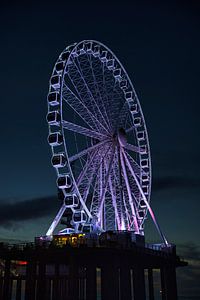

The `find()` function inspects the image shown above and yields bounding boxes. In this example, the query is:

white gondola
[85,41,93,54]
[73,210,87,224]
[138,210,144,219]
[129,102,138,114]
[141,159,149,168]
[106,59,115,70]
[79,43,86,55]
[142,185,148,195]
[120,79,127,90]
[140,145,147,154]
[48,132,63,146]
[140,200,147,209]
[64,194,79,208]
[50,75,61,89]
[55,61,64,73]
[100,51,108,63]
[60,51,70,61]
[48,91,60,106]
[133,117,141,127]
[142,174,149,182]
[51,153,67,168]
[46,111,61,125]
[57,175,72,189]
[125,91,133,101]
[93,45,100,57]
[113,68,121,80]
[137,131,145,141]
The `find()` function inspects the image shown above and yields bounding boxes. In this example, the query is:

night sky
[0,1,200,298]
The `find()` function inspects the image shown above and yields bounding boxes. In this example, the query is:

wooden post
[132,265,146,300]
[16,279,22,300]
[68,257,79,300]
[36,262,46,300]
[3,259,11,300]
[86,266,97,300]
[148,268,154,300]
[162,266,177,300]
[101,264,119,300]
[25,261,36,300]
[120,265,131,300]
[52,263,60,300]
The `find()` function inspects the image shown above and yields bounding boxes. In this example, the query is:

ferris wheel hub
[117,128,127,147]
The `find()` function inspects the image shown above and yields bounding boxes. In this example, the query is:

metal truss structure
[46,40,168,245]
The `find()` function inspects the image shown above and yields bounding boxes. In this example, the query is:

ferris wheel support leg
[122,149,169,246]
[97,147,115,224]
[46,203,66,236]
[119,148,140,233]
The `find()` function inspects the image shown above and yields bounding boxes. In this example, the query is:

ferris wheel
[46,40,167,245]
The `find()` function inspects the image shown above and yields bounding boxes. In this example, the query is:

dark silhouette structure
[0,238,187,300]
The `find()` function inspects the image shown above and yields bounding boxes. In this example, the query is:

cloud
[0,196,59,228]
[178,242,200,261]
[152,176,200,192]
[176,242,200,298]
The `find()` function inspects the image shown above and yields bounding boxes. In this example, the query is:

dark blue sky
[0,1,199,298]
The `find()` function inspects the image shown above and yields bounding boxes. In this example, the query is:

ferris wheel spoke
[124,150,147,177]
[69,56,111,134]
[89,55,113,131]
[79,142,113,198]
[118,104,130,128]
[82,53,113,132]
[119,148,140,233]
[125,126,135,134]
[75,150,99,189]
[68,140,110,163]
[80,160,99,206]
[62,120,108,140]
[83,167,96,202]
[101,63,115,129]
[62,84,108,134]
[123,142,144,154]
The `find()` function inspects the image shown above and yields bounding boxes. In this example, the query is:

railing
[0,239,175,255]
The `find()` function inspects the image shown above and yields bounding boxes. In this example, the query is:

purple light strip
[97,147,115,224]
[112,156,128,230]
[99,161,103,228]
[108,166,121,230]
